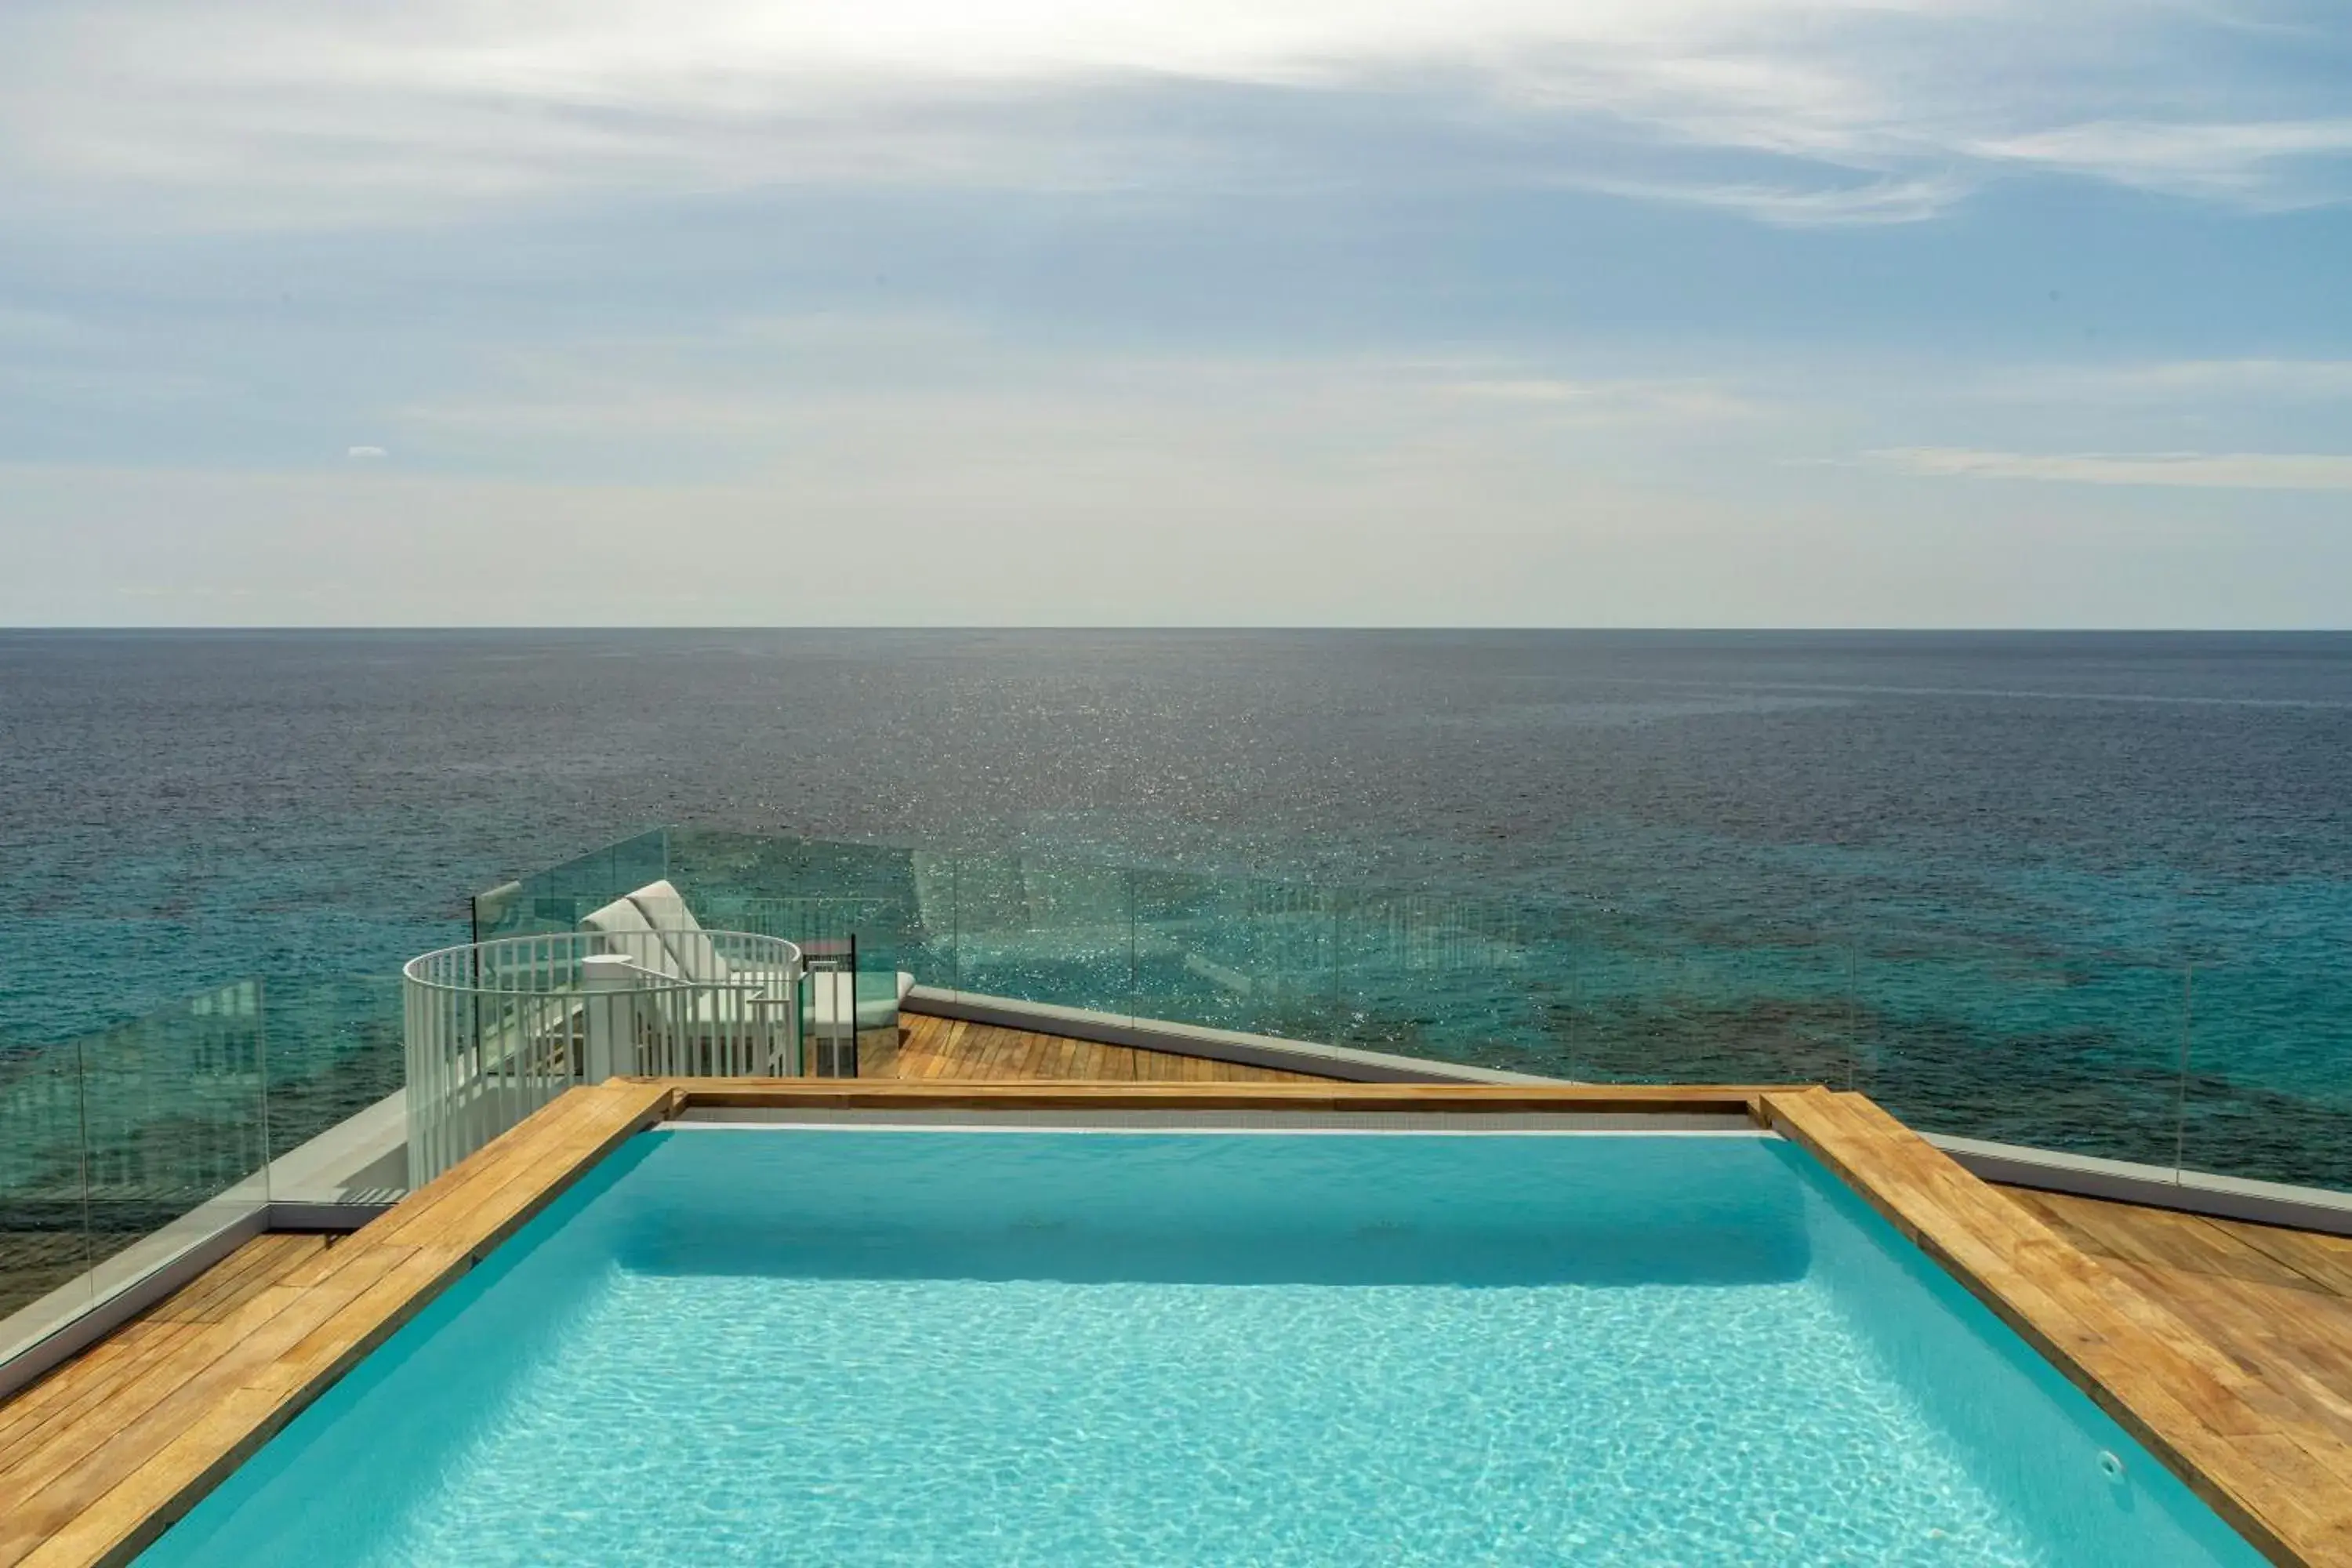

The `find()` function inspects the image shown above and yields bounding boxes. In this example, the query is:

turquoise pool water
[140,1129,2263,1566]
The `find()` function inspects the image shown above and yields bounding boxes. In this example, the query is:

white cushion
[808,971,916,1030]
[579,895,683,979]
[624,879,728,982]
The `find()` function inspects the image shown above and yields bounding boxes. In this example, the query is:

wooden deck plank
[0,1326,206,1456]
[1029,1029,1069,1076]
[0,1247,425,1556]
[1010,1027,1051,1077]
[369,1089,631,1246]
[1999,1188,2352,1464]
[1134,1040,1183,1080]
[0,1312,240,1447]
[909,1022,960,1078]
[2221,1222,2352,1303]
[2008,1189,2318,1294]
[855,1025,904,1078]
[169,1238,319,1323]
[884,1013,1338,1085]
[975,1022,1028,1078]
[142,1236,311,1327]
[985,1027,1033,1078]
[1024,1032,1060,1076]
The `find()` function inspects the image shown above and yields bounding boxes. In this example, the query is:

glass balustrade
[0,1033,90,1327]
[1,984,272,1364]
[10,822,2343,1361]
[2178,957,2352,1192]
[0,969,417,1358]
[466,827,2352,1200]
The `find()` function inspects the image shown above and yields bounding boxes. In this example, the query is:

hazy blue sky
[2,0,2348,626]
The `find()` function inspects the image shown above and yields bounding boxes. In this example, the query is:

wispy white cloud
[1442,375,1769,420]
[1981,359,2352,405]
[1973,118,2352,209]
[390,332,1780,462]
[1867,446,2352,490]
[1566,172,1970,225]
[1,0,2343,229]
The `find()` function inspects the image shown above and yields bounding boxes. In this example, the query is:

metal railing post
[581,955,642,1083]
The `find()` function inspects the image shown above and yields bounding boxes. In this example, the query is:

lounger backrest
[579,893,684,979]
[624,880,728,982]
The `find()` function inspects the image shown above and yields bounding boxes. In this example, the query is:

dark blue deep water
[4,629,2350,1193]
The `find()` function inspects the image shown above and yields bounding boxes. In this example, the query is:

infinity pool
[141,1125,2262,1565]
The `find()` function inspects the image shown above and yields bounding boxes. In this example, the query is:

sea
[4,629,2350,1193]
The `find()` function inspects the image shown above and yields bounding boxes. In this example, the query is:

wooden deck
[866,1012,1327,1082]
[2004,1187,2352,1459]
[10,1069,2352,1565]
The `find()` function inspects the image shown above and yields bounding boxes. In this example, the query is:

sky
[1,0,2348,626]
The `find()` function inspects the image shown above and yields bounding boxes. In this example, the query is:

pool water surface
[140,1127,2264,1566]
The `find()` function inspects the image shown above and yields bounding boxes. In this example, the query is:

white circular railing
[402,930,803,1184]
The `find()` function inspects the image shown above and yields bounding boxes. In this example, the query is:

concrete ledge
[265,1087,409,1203]
[901,985,1559,1086]
[1933,1133,2352,1239]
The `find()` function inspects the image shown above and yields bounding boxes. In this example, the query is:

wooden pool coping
[14,1079,2347,1568]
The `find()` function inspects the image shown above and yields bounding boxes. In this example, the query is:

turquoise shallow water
[8,628,2352,1202]
[140,1131,2262,1566]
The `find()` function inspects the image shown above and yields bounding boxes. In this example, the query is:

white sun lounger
[582,880,915,1029]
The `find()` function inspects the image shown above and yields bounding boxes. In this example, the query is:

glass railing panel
[669,829,933,985]
[258,974,408,1203]
[0,1032,91,1331]
[1512,902,1587,1079]
[1586,935,1857,1090]
[77,982,272,1303]
[702,890,913,971]
[1131,869,1338,1041]
[949,850,1134,1015]
[670,828,914,906]
[1751,937,1860,1091]
[479,826,2352,1202]
[1854,940,2187,1165]
[902,850,957,990]
[1548,929,1820,1087]
[483,828,948,993]
[481,826,671,938]
[2177,959,2351,1192]
[1334,887,1554,1073]
[1549,918,1704,1084]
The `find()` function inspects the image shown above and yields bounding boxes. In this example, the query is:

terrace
[5,828,2352,1563]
